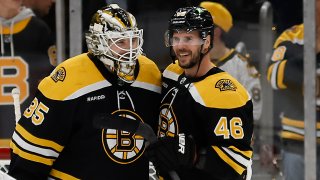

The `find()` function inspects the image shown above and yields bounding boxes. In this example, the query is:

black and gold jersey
[0,11,55,140]
[9,53,162,179]
[267,24,320,149]
[159,63,253,180]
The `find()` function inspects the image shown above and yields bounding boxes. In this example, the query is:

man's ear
[201,35,211,53]
[214,28,221,40]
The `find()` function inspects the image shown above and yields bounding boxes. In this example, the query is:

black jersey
[159,63,253,180]
[9,53,162,179]
[0,9,55,139]
[268,24,320,151]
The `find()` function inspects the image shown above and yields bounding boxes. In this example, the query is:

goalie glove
[145,134,197,174]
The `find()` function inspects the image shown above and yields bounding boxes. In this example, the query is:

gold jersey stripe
[212,146,245,175]
[281,131,304,141]
[277,60,287,89]
[228,146,253,159]
[15,124,63,152]
[10,142,55,166]
[282,116,320,129]
[281,131,320,143]
[50,169,80,180]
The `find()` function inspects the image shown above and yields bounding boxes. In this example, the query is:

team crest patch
[102,110,145,164]
[215,79,237,91]
[51,67,66,82]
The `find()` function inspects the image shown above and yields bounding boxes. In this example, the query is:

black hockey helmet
[165,6,214,49]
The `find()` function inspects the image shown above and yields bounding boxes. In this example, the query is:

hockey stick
[0,169,16,180]
[93,114,180,180]
[11,88,21,123]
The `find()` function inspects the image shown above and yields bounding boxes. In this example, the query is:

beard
[176,48,201,69]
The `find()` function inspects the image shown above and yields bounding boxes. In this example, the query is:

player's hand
[145,134,197,173]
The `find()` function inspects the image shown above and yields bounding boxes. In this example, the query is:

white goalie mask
[85,4,143,83]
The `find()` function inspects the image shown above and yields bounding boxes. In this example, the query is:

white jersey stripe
[65,80,112,100]
[271,61,281,89]
[163,69,179,81]
[188,83,206,106]
[222,146,251,167]
[12,132,59,158]
[131,81,161,93]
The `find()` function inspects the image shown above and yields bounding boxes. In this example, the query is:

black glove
[145,134,197,174]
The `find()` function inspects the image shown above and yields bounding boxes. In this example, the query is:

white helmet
[85,4,143,83]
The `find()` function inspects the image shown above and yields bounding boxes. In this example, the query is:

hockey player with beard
[146,6,254,180]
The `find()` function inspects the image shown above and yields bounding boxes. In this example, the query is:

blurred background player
[267,0,320,179]
[147,6,253,180]
[200,1,262,124]
[0,0,55,148]
[22,0,55,17]
[8,4,162,179]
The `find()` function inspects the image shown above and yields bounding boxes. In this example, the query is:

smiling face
[171,30,204,69]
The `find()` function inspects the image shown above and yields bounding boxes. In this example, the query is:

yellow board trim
[212,146,245,175]
[10,142,55,166]
[0,139,11,147]
[50,169,80,180]
[16,124,63,152]
[1,17,32,34]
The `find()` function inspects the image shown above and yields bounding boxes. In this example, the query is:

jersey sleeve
[268,41,303,90]
[268,24,304,91]
[9,90,76,179]
[8,60,84,179]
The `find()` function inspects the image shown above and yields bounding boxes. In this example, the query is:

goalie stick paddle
[92,113,180,180]
[93,113,157,143]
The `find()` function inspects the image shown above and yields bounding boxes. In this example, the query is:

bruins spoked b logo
[158,103,178,138]
[101,110,145,164]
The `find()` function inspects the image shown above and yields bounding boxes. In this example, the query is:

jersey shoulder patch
[38,53,106,100]
[192,72,250,108]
